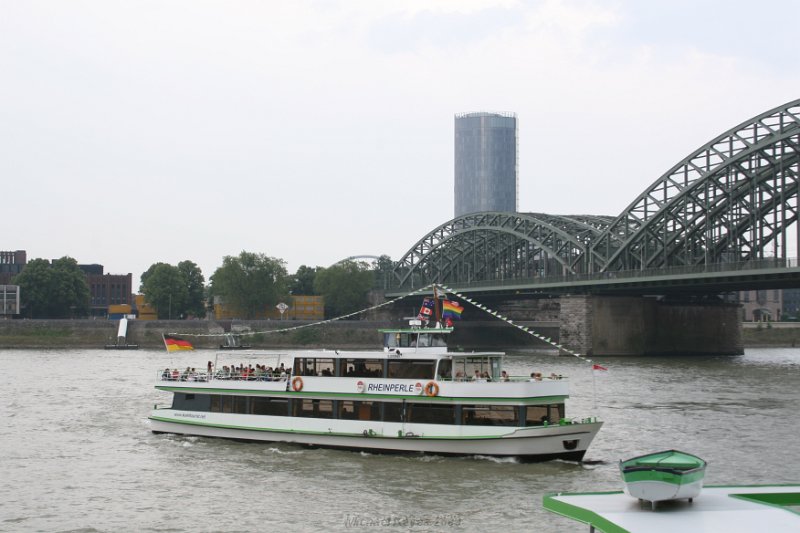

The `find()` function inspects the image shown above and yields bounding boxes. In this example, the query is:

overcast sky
[3,0,799,286]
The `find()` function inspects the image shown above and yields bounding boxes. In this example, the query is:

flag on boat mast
[163,333,194,352]
[442,300,464,320]
[417,297,435,323]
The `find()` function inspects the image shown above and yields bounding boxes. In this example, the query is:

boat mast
[432,286,442,327]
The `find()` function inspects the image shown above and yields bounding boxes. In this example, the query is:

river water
[1,347,798,532]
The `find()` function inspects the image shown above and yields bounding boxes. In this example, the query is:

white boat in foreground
[149,321,602,461]
[620,450,707,508]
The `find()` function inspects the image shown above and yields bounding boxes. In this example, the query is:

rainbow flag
[163,334,194,352]
[442,300,464,320]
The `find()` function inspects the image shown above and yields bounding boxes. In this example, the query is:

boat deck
[543,485,800,533]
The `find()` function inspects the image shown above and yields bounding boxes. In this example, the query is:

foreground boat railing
[157,371,290,382]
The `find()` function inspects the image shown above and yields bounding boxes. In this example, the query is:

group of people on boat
[161,367,208,382]
[453,370,495,382]
[160,362,291,382]
[449,369,562,383]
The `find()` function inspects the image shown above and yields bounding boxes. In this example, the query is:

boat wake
[468,455,520,464]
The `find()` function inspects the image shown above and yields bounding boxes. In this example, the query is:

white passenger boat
[149,322,602,461]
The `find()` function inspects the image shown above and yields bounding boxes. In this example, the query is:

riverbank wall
[1,318,797,350]
[0,319,392,350]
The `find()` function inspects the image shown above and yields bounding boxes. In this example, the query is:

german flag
[163,334,194,352]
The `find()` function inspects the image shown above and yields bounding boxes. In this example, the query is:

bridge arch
[392,98,800,289]
[591,98,800,272]
[392,212,612,287]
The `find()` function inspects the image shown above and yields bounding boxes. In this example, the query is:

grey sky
[3,0,799,286]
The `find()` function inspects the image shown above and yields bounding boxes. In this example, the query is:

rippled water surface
[1,348,799,532]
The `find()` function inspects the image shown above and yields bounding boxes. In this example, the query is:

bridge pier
[559,295,743,356]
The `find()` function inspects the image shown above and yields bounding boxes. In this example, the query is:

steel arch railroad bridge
[390,99,800,297]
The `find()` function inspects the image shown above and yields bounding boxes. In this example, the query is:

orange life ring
[292,376,304,392]
[424,381,439,397]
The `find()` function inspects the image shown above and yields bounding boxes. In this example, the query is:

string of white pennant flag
[169,283,602,367]
[436,284,600,367]
[168,284,438,338]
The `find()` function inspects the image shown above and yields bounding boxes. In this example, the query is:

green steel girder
[392,212,611,287]
[392,98,800,290]
[591,99,800,272]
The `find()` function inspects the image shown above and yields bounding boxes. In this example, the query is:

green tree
[289,265,320,295]
[314,260,373,318]
[210,251,288,319]
[140,262,169,291]
[372,255,395,290]
[141,263,189,319]
[13,256,90,318]
[178,260,206,318]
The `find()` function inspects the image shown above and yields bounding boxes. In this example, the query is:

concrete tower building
[454,112,518,217]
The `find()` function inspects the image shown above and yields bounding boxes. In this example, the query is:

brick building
[0,250,26,285]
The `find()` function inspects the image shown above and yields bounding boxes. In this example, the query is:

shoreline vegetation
[0,319,797,350]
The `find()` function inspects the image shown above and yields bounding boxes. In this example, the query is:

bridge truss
[392,99,800,289]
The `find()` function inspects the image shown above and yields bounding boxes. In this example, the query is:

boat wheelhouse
[149,324,602,461]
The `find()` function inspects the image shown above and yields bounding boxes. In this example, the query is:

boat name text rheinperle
[367,382,420,393]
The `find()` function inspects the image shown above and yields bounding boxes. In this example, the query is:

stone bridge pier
[558,295,743,356]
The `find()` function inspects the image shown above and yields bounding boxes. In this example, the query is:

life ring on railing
[292,376,304,392]
[424,381,439,397]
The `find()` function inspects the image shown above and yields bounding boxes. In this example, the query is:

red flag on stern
[592,364,608,371]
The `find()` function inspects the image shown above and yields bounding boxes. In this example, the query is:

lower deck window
[251,397,290,416]
[462,405,518,426]
[172,393,210,412]
[293,399,334,418]
[186,395,534,427]
[406,403,455,425]
[339,400,378,421]
[525,404,564,426]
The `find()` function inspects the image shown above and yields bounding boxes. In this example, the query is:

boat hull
[623,478,705,503]
[620,450,707,503]
[149,414,602,462]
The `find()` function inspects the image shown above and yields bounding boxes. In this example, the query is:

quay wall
[0,319,394,350]
[0,317,797,350]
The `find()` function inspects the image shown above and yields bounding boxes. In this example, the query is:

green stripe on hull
[622,468,706,485]
[149,415,597,441]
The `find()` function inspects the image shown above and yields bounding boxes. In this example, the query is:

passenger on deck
[500,370,509,382]
[171,369,179,381]
[162,368,171,380]
[481,371,491,382]
[472,370,481,381]
[455,371,465,382]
